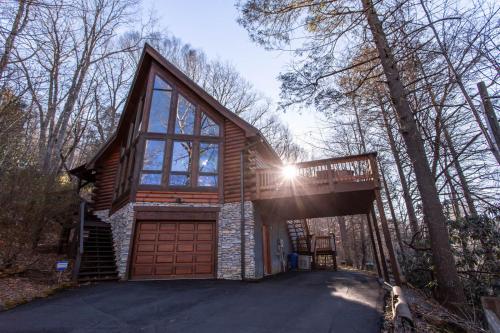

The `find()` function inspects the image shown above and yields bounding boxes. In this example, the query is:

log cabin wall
[223,120,250,202]
[93,143,120,211]
[135,191,219,204]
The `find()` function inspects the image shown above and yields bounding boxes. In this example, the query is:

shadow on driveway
[0,270,384,333]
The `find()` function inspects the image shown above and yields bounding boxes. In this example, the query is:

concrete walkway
[0,270,384,333]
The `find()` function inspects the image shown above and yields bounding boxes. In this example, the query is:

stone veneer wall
[93,205,134,278]
[94,201,257,280]
[217,201,256,280]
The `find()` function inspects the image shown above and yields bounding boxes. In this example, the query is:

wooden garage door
[131,221,216,279]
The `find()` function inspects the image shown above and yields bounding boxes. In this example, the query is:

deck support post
[369,154,402,285]
[370,206,389,281]
[366,213,382,279]
[374,189,402,285]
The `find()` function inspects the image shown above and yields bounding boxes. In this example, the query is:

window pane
[200,113,219,136]
[154,75,172,90]
[140,173,162,185]
[171,141,193,172]
[169,174,190,186]
[175,95,195,135]
[143,140,165,171]
[199,143,218,173]
[198,175,217,187]
[147,89,171,133]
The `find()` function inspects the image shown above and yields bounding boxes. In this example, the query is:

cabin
[71,44,400,283]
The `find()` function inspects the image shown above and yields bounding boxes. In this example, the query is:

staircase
[312,235,338,270]
[74,202,119,282]
[287,219,338,270]
[287,219,311,254]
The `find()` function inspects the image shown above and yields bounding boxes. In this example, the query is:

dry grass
[0,251,74,310]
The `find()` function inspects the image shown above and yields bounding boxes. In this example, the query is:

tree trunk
[0,0,30,80]
[349,217,359,268]
[359,216,367,269]
[419,1,500,165]
[337,216,353,266]
[362,0,465,308]
[381,167,406,261]
[442,127,477,216]
[477,81,500,153]
[380,101,420,236]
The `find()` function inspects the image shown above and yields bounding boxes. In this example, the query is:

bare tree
[237,0,469,308]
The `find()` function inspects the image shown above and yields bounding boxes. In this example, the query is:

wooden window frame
[197,142,219,188]
[136,65,223,193]
[138,138,167,186]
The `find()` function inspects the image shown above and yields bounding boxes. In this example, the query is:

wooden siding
[136,191,219,204]
[93,144,119,211]
[254,150,274,169]
[223,120,248,202]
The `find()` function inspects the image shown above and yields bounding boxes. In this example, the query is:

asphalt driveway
[0,270,384,333]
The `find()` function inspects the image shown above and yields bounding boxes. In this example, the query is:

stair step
[82,255,114,259]
[80,267,118,272]
[77,210,118,282]
[78,270,118,276]
[85,234,112,237]
[78,275,120,283]
[81,263,116,267]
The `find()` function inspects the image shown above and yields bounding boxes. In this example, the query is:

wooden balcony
[253,153,379,219]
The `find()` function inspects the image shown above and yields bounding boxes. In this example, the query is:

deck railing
[255,153,376,198]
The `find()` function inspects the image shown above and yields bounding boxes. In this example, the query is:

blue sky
[141,0,321,152]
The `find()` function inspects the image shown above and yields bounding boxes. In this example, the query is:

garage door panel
[132,220,215,280]
[198,223,213,231]
[197,233,213,241]
[133,265,154,275]
[195,264,212,274]
[175,265,193,275]
[157,244,175,252]
[158,233,175,241]
[196,243,213,252]
[177,243,194,252]
[135,255,154,264]
[140,223,157,231]
[139,233,156,241]
[196,254,212,263]
[179,223,195,231]
[155,265,173,275]
[156,255,174,263]
[137,244,155,252]
[159,223,176,231]
[176,254,193,263]
[178,233,195,241]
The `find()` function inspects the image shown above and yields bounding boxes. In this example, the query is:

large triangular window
[137,69,222,191]
[147,75,172,133]
[200,112,220,136]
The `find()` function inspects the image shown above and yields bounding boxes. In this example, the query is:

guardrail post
[72,200,86,282]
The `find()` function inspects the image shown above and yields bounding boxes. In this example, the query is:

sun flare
[282,165,298,180]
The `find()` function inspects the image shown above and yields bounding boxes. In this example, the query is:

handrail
[72,200,86,281]
[79,201,85,256]
[255,154,376,197]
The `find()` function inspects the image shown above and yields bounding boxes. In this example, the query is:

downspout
[240,151,246,280]
[240,139,260,280]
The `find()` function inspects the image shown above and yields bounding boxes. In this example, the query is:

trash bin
[298,255,312,270]
[288,253,298,270]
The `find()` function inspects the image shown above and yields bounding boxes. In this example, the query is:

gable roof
[84,43,280,169]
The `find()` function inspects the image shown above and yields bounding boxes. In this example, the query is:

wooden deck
[253,153,379,219]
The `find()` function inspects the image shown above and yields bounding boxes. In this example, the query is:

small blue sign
[56,261,69,271]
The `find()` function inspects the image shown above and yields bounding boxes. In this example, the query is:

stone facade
[94,204,134,278]
[96,201,257,280]
[217,201,256,280]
